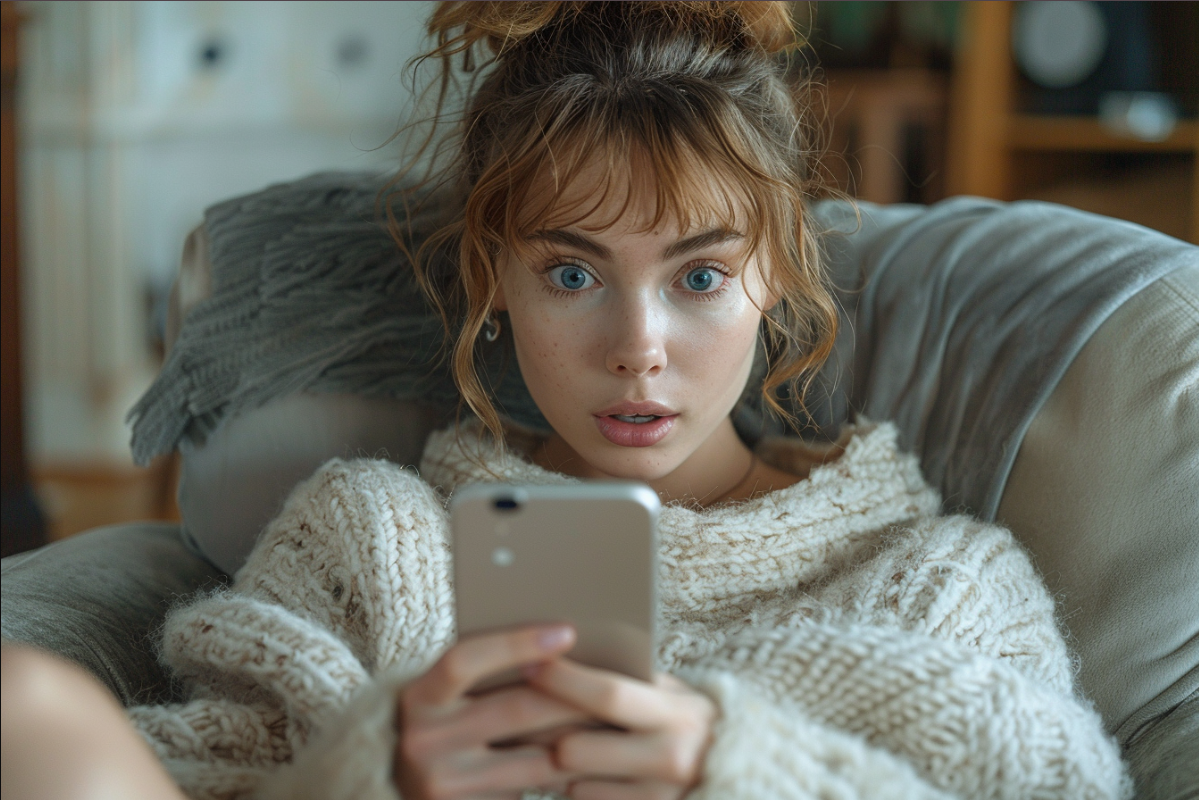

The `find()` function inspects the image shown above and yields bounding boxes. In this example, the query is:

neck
[534,417,757,507]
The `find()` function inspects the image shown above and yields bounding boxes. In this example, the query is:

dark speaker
[1014,1,1158,116]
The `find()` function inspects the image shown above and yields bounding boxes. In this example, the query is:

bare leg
[1,645,186,800]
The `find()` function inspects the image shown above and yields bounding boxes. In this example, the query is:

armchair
[3,173,1196,798]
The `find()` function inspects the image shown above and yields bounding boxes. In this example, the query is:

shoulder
[232,457,455,668]
[761,421,933,494]
[656,423,941,614]
[741,421,941,529]
[257,456,447,555]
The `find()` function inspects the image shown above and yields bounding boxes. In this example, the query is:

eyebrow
[663,228,745,259]
[529,229,612,259]
[528,227,744,261]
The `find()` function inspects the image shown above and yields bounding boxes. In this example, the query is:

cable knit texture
[129,421,1130,799]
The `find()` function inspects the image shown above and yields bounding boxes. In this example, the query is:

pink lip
[595,400,677,417]
[594,413,677,447]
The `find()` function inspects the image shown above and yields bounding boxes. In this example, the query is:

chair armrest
[0,523,224,705]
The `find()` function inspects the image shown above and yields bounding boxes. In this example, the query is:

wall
[18,1,435,463]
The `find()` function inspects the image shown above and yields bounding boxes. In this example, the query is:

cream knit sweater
[130,422,1130,800]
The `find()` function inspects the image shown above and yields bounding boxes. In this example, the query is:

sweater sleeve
[253,669,409,800]
[681,672,955,800]
[128,591,374,799]
[128,457,456,800]
[681,620,1129,800]
[675,514,1130,799]
[132,619,415,800]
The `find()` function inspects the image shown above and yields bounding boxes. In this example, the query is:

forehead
[523,144,749,239]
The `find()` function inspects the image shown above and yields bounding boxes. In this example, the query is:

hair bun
[427,1,798,63]
[720,1,799,54]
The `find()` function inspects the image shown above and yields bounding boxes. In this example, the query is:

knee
[2,645,117,724]
[2,645,185,800]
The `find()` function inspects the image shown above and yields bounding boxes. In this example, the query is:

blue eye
[683,267,723,293]
[548,264,596,292]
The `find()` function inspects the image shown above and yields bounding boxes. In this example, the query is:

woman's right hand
[394,624,588,800]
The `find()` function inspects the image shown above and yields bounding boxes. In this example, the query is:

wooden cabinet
[946,1,1199,244]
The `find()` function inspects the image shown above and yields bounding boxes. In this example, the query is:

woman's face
[494,164,772,483]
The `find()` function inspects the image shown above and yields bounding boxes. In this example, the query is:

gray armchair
[4,175,1196,798]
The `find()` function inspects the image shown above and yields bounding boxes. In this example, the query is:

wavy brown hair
[387,1,838,443]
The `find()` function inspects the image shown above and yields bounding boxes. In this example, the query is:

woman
[6,3,1130,799]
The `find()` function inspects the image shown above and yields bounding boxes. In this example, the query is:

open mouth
[611,414,660,424]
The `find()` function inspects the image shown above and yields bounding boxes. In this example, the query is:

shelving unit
[821,68,949,205]
[946,1,1199,244]
[1007,117,1197,153]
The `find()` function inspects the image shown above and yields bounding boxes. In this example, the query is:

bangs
[496,114,788,275]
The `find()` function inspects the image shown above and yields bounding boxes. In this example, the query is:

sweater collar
[420,420,941,606]
[419,418,936,523]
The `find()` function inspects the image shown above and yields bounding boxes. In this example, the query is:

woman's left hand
[522,659,716,799]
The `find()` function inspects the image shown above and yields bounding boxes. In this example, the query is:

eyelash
[537,258,733,301]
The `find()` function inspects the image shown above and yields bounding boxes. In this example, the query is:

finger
[525,659,672,731]
[407,625,576,706]
[467,687,595,748]
[492,721,596,749]
[416,745,576,799]
[557,730,703,785]
[570,779,681,800]
[416,686,593,753]
[652,673,690,692]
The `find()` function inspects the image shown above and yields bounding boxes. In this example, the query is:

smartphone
[451,482,660,690]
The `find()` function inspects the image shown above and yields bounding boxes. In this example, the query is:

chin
[582,441,685,482]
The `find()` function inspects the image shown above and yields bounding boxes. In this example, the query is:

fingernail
[538,625,573,650]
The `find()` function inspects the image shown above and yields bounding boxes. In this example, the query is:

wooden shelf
[1008,116,1199,154]
[947,1,1199,242]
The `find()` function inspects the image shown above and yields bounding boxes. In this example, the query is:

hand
[523,660,716,800]
[394,624,592,800]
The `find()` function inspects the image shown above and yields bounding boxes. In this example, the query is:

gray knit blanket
[128,171,1196,520]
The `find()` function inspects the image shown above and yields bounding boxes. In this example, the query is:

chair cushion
[998,266,1199,747]
[0,523,224,705]
[1121,696,1198,800]
[178,393,442,574]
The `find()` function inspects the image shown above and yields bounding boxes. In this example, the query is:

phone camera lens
[493,497,520,511]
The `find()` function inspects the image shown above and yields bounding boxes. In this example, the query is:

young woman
[5,3,1130,799]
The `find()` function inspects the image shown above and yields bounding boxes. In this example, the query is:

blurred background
[1,1,1197,555]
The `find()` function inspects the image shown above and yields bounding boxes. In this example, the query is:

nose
[605,296,667,378]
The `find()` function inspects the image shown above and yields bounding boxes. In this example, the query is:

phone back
[451,483,659,682]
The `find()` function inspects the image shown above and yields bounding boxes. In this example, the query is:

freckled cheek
[672,302,760,379]
[510,308,602,386]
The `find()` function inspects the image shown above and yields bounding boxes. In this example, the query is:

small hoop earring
[483,313,501,342]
